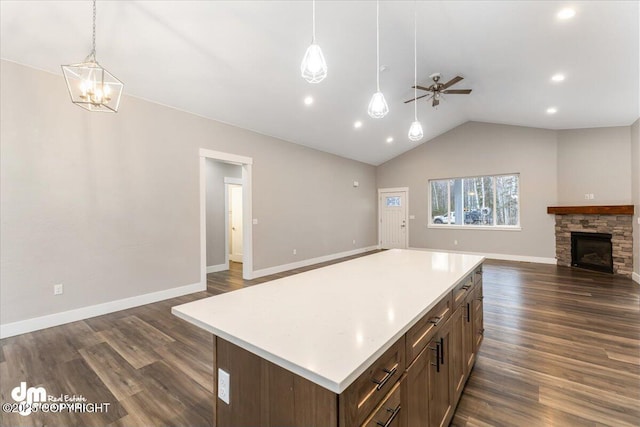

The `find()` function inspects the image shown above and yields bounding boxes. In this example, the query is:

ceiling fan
[404,73,472,107]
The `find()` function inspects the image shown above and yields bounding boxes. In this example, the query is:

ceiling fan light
[367,91,389,119]
[301,43,327,83]
[408,120,424,141]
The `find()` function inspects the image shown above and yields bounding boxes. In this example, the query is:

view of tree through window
[430,174,520,227]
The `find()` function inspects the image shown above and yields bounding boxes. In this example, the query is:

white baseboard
[207,263,229,273]
[0,281,205,339]
[408,247,557,265]
[633,272,640,284]
[252,245,380,279]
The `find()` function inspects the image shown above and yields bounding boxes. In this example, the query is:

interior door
[229,184,243,263]
[380,191,407,249]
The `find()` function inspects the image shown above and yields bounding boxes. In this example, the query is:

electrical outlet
[353,239,356,245]
[218,369,230,404]
[293,249,297,255]
[53,284,63,295]
[589,194,595,200]
[584,194,590,200]
[454,240,458,246]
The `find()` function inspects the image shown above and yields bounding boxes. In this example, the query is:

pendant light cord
[376,0,380,91]
[413,0,417,120]
[312,0,316,43]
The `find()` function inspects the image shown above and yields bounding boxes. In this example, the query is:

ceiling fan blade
[443,89,472,94]
[404,93,431,104]
[441,76,463,90]
[433,97,440,107]
[412,85,433,92]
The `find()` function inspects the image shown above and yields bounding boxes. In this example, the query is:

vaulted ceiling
[1,1,638,165]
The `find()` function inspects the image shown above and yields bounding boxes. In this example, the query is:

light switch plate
[218,369,230,404]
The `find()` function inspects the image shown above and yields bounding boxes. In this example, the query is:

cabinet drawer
[340,337,405,427]
[362,380,402,427]
[405,294,452,365]
[452,274,474,309]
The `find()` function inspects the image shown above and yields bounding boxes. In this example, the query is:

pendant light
[300,0,327,83]
[61,0,123,112]
[367,0,389,119]
[408,1,424,141]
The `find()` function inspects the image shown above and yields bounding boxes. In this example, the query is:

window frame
[428,173,521,231]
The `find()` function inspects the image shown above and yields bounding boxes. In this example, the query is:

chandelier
[61,0,123,112]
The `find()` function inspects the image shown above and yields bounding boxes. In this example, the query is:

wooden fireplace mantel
[547,205,635,215]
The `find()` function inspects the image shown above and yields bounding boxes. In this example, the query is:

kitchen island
[172,249,484,427]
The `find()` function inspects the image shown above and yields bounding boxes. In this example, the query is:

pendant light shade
[408,120,424,141]
[62,0,123,112]
[368,91,389,119]
[301,43,327,83]
[368,0,388,119]
[301,0,327,83]
[407,0,423,140]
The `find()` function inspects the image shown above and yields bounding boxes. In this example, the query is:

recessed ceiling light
[386,137,394,143]
[546,107,558,114]
[354,121,363,129]
[303,96,314,105]
[551,73,565,82]
[557,8,576,20]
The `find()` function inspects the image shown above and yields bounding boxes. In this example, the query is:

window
[385,196,401,207]
[429,174,520,228]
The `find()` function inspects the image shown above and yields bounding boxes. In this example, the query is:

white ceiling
[1,1,638,165]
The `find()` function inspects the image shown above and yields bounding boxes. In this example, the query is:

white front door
[379,190,408,249]
[229,184,243,262]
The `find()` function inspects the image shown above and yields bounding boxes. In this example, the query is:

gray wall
[632,119,640,276]
[0,60,377,324]
[376,122,558,258]
[557,127,632,204]
[206,160,241,267]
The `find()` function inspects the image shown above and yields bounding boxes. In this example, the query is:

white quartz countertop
[172,249,484,393]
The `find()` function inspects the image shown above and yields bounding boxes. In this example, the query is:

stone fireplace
[548,205,634,277]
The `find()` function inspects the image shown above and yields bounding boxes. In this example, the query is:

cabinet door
[463,291,476,376]
[450,305,466,402]
[473,282,484,351]
[428,317,453,427]
[404,344,430,427]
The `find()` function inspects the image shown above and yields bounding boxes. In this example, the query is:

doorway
[200,149,253,283]
[225,178,243,263]
[378,188,409,249]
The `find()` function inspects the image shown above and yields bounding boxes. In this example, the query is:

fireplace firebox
[571,232,613,274]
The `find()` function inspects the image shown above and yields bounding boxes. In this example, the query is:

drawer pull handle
[462,284,471,290]
[376,404,401,427]
[372,366,397,390]
[429,316,442,325]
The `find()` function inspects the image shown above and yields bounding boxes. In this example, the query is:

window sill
[427,224,522,231]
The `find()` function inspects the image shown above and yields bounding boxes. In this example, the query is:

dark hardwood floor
[1,254,638,427]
